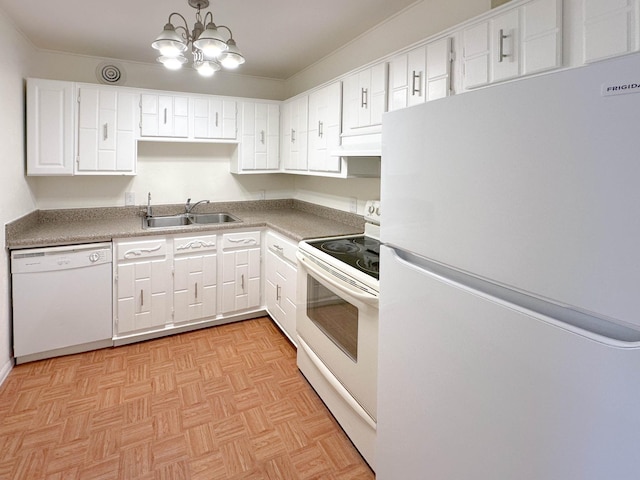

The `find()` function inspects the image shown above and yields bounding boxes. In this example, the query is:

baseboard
[0,357,13,387]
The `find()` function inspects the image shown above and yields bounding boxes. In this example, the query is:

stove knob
[368,204,375,214]
[375,206,380,216]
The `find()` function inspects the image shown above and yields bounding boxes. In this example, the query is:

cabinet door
[221,248,261,313]
[308,82,341,173]
[388,53,410,111]
[194,97,237,139]
[26,78,75,175]
[265,249,297,345]
[240,101,280,171]
[426,37,454,101]
[583,0,637,63]
[115,239,170,336]
[174,252,217,323]
[491,9,520,83]
[77,87,136,174]
[343,62,387,133]
[463,21,491,89]
[282,96,308,171]
[522,0,563,74]
[141,94,188,138]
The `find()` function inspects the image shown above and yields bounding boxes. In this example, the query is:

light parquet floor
[0,317,374,480]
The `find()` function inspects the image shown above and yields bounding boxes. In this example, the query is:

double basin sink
[143,212,240,229]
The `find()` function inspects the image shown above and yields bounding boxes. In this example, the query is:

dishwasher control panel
[11,243,112,274]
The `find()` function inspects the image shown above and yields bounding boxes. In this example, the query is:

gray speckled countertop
[6,199,365,249]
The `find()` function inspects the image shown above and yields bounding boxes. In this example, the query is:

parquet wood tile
[0,317,374,479]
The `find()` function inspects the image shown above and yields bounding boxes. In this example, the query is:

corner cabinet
[114,237,171,337]
[231,100,280,173]
[265,231,298,345]
[221,231,262,314]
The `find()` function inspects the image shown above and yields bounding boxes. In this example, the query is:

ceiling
[0,0,419,79]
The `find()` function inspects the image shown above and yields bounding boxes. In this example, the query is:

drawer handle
[124,244,162,258]
[241,274,245,291]
[276,284,281,301]
[195,282,198,300]
[176,240,216,251]
[140,289,144,307]
[103,123,109,141]
[227,237,257,246]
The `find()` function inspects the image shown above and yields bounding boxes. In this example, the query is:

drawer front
[116,238,167,260]
[173,234,217,254]
[266,231,297,265]
[223,231,261,249]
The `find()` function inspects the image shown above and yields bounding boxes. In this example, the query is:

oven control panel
[364,200,381,225]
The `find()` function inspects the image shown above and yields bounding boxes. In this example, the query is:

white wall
[285,0,491,96]
[29,142,295,209]
[0,8,38,381]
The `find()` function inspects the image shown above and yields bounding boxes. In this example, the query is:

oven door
[296,250,379,421]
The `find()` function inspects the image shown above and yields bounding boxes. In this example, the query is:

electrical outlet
[349,197,358,213]
[257,190,266,201]
[125,192,135,206]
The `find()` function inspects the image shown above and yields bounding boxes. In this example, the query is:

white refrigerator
[377,52,640,479]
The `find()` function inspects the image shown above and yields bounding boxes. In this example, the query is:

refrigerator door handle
[388,247,640,348]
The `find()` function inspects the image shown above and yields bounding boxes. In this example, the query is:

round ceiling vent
[96,63,126,85]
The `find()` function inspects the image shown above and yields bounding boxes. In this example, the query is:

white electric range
[296,200,380,469]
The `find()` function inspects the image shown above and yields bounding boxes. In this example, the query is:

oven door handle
[297,252,378,305]
[298,335,377,430]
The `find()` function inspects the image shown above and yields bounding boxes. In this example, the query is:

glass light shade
[193,23,228,58]
[158,55,187,70]
[219,39,245,69]
[195,60,221,77]
[151,24,187,57]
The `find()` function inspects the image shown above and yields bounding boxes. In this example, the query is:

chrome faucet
[185,198,210,214]
[147,192,153,217]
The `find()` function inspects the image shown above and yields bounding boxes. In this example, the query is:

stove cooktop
[306,235,380,279]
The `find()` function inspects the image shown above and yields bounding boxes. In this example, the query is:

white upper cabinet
[308,81,342,173]
[463,0,562,90]
[77,86,137,175]
[26,78,75,176]
[281,95,309,172]
[583,0,639,63]
[140,93,189,138]
[233,100,280,173]
[193,97,237,140]
[389,37,454,111]
[426,37,455,101]
[342,61,388,135]
[522,0,563,74]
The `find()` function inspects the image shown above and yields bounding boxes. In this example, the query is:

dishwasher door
[11,242,114,364]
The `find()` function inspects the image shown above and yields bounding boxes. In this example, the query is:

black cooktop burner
[307,236,380,279]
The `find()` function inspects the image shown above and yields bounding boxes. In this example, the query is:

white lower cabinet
[114,238,171,337]
[221,231,262,314]
[265,231,298,345]
[173,234,218,323]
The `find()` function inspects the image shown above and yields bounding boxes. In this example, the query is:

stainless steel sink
[143,212,240,229]
[190,212,239,224]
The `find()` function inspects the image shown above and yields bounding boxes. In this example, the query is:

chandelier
[151,0,245,77]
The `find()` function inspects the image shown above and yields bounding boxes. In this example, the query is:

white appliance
[377,53,640,479]
[12,242,114,364]
[296,200,380,468]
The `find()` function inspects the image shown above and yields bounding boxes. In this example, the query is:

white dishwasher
[11,242,114,364]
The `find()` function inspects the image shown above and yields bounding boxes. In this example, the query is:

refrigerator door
[380,52,640,330]
[377,246,640,480]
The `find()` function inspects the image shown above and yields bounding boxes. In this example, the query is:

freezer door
[377,245,640,480]
[380,52,640,330]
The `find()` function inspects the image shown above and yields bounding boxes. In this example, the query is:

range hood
[332,131,382,158]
